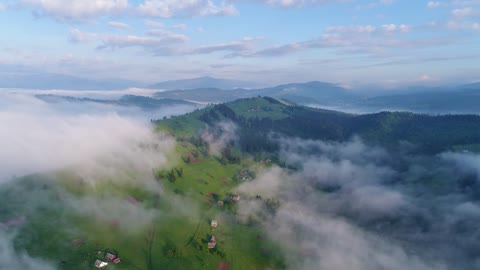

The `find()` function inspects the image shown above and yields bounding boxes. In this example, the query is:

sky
[0,0,479,87]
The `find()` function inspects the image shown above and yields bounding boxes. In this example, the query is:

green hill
[155,96,480,154]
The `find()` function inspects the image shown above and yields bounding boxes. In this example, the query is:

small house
[208,235,217,249]
[94,259,108,269]
[113,258,121,264]
[217,261,231,270]
[231,195,240,201]
[105,252,117,261]
[217,200,224,206]
[211,220,218,228]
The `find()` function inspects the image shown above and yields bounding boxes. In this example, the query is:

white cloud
[452,7,476,17]
[428,0,480,8]
[427,1,446,8]
[243,36,265,41]
[356,0,396,10]
[138,0,237,18]
[0,231,56,270]
[0,92,177,181]
[325,24,410,35]
[445,19,480,29]
[172,23,188,29]
[21,0,128,20]
[239,23,415,57]
[108,21,130,29]
[399,24,411,32]
[70,28,256,56]
[266,0,306,8]
[263,0,356,8]
[326,25,377,33]
[144,19,165,28]
[191,40,253,54]
[146,28,190,41]
[70,28,187,53]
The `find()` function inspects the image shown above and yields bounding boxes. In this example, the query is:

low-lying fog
[236,137,480,270]
[0,89,200,181]
[0,88,201,269]
[2,90,480,270]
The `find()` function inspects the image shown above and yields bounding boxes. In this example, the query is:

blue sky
[0,0,479,87]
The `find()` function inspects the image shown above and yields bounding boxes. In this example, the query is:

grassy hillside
[0,138,283,270]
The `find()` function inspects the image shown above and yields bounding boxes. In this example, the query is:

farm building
[208,235,217,249]
[94,259,108,269]
[211,220,218,228]
[217,200,224,206]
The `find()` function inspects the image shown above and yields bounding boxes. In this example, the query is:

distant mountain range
[149,76,259,90]
[154,81,357,105]
[3,72,480,114]
[35,94,196,110]
[154,81,480,114]
[355,83,480,113]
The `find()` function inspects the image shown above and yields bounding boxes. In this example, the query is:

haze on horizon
[1,0,479,89]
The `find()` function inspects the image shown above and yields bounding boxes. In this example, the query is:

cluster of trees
[219,145,240,165]
[155,167,184,183]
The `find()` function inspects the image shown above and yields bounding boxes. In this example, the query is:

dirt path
[145,224,157,270]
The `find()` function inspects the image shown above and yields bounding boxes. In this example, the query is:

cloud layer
[236,137,480,270]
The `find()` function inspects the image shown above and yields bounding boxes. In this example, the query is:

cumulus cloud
[20,0,128,21]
